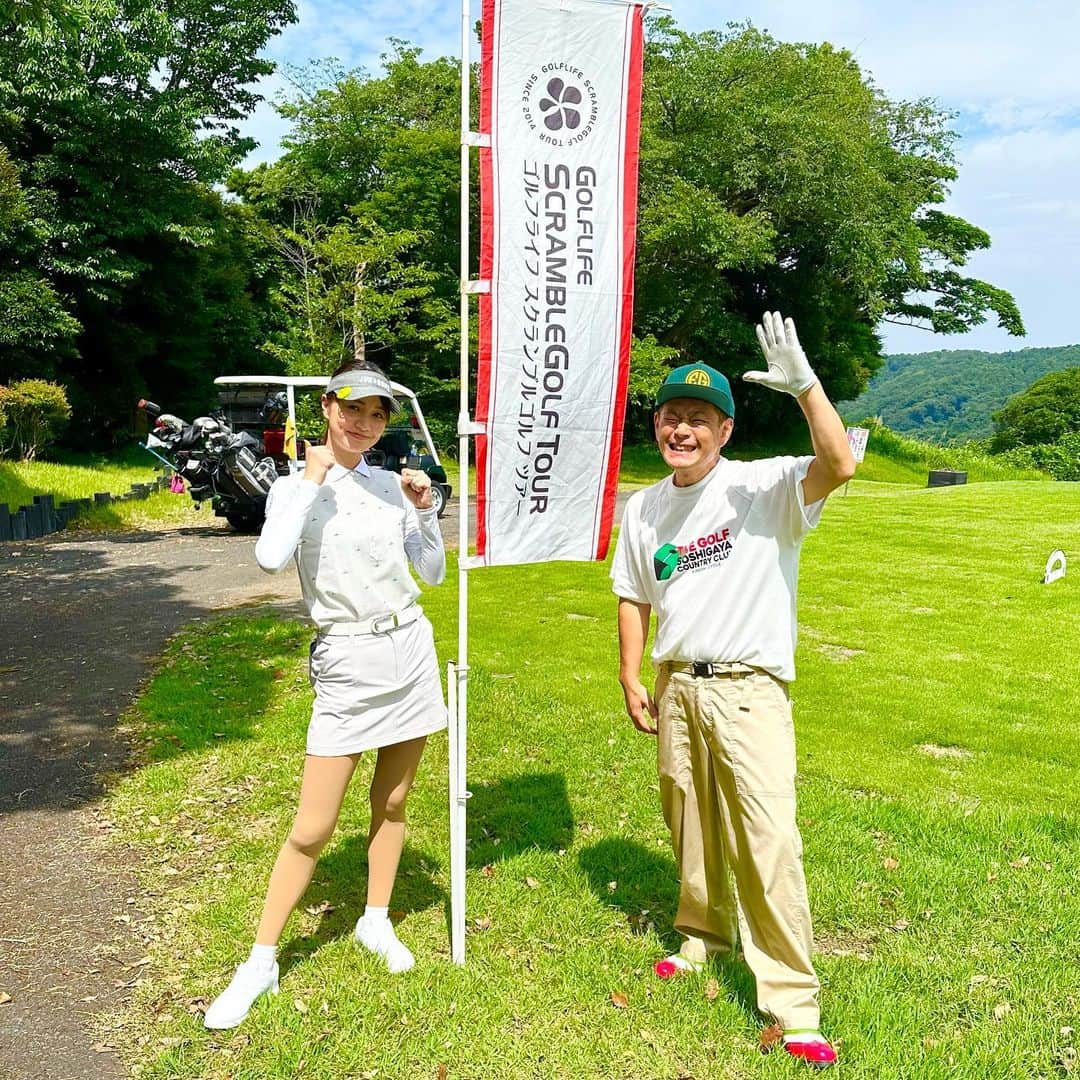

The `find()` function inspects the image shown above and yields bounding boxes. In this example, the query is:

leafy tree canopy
[0,0,296,441]
[992,367,1080,451]
[231,22,1022,443]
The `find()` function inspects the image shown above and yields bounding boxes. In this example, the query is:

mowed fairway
[103,479,1079,1079]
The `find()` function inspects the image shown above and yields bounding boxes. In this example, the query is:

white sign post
[450,0,646,964]
[843,426,870,495]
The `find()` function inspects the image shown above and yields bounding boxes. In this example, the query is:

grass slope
[101,480,1079,1079]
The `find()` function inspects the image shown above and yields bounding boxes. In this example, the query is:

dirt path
[0,521,302,1080]
[0,490,628,1079]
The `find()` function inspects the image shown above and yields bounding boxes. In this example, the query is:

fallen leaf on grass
[704,979,720,1002]
[1057,1046,1077,1073]
[304,900,336,916]
[882,857,899,871]
[607,881,617,892]
[294,998,309,1014]
[437,1066,448,1080]
[1008,856,1031,869]
[759,1023,784,1053]
[0,993,11,1006]
[639,1028,657,1047]
[610,991,629,1009]
[992,1002,1012,1021]
[481,864,495,878]
[474,916,492,931]
[524,877,540,889]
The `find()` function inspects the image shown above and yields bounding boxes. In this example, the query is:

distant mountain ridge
[841,344,1080,443]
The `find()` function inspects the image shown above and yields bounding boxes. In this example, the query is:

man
[610,312,855,1070]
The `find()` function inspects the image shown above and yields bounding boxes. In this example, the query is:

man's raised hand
[744,311,819,398]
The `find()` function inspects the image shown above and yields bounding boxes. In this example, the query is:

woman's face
[322,393,389,458]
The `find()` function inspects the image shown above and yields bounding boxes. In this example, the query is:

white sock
[355,911,414,973]
[248,943,277,969]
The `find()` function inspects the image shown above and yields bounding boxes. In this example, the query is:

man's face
[653,398,734,486]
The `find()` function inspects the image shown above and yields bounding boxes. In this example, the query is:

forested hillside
[841,345,1080,442]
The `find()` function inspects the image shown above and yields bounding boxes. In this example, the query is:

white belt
[320,603,422,637]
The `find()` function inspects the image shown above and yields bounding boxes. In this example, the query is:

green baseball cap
[655,363,735,418]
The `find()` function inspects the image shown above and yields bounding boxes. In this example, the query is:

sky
[237,0,1080,356]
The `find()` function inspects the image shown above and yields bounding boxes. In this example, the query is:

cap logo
[685,368,711,387]
[335,386,353,399]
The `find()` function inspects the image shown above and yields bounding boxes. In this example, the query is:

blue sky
[238,0,1080,356]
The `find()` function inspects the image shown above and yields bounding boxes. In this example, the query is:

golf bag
[138,399,280,531]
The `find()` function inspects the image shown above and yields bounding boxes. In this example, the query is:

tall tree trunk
[353,261,367,363]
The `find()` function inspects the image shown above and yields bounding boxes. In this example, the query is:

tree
[992,368,1080,451]
[230,22,1021,444]
[0,0,296,441]
[634,20,1023,439]
[263,204,452,376]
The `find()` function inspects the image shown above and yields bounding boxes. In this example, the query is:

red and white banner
[475,0,644,566]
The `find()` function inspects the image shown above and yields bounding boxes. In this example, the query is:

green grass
[0,446,160,510]
[618,425,1048,489]
[100,479,1079,1078]
[0,446,238,532]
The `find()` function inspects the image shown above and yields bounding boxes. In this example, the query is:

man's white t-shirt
[610,455,824,682]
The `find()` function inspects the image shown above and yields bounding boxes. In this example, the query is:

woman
[204,360,447,1030]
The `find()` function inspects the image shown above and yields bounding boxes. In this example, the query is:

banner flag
[475,0,645,565]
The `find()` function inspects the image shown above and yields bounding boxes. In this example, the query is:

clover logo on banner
[539,78,582,130]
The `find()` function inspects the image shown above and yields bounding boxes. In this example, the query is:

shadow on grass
[278,837,445,974]
[135,616,310,762]
[465,771,575,866]
[578,836,760,1020]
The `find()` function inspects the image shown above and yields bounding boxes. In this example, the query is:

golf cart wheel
[225,510,264,533]
[430,483,448,518]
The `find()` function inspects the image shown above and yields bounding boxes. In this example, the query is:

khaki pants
[656,664,820,1031]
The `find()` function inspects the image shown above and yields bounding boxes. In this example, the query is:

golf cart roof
[214,375,417,400]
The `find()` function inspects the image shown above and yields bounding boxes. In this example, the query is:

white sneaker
[354,915,415,973]
[203,958,279,1029]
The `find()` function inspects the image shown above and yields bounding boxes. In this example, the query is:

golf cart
[213,375,452,518]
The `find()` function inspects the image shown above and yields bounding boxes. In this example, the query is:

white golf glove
[743,311,819,397]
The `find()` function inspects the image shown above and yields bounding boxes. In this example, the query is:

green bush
[0,379,73,460]
[993,432,1080,482]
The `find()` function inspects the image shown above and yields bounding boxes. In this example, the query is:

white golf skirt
[306,614,447,756]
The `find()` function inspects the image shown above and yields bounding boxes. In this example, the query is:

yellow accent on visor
[335,385,353,399]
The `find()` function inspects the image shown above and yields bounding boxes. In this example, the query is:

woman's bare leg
[254,753,359,945]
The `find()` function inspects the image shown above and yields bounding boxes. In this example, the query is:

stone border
[0,473,171,541]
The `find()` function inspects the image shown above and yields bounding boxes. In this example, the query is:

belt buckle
[691,661,714,678]
[371,611,400,634]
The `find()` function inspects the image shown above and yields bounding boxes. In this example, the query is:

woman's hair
[326,358,394,415]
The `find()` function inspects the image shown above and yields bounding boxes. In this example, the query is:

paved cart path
[0,521,303,1080]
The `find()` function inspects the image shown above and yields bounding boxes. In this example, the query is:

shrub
[994,432,1080,482]
[0,379,73,460]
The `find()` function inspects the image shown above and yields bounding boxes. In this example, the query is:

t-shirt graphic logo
[685,368,711,387]
[653,543,680,581]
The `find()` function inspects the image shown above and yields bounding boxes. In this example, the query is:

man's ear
[718,416,734,449]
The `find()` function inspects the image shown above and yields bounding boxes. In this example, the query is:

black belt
[660,660,757,679]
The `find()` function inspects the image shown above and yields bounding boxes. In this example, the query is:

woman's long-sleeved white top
[255,459,445,630]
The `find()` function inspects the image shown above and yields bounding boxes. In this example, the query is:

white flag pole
[450,0,473,966]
